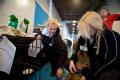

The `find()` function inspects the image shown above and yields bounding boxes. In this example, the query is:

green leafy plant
[8,15,19,29]
[24,18,29,33]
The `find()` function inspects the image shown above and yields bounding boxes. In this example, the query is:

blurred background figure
[99,5,120,29]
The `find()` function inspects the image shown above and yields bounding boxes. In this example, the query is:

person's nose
[51,30,56,33]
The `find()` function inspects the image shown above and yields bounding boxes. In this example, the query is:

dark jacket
[37,28,68,70]
[71,28,120,78]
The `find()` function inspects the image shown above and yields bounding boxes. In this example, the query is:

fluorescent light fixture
[72,27,75,30]
[22,0,28,6]
[72,31,75,33]
[72,23,76,26]
[72,20,77,23]
[58,23,61,25]
[18,0,28,6]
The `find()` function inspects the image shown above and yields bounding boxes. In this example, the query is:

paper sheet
[0,36,16,74]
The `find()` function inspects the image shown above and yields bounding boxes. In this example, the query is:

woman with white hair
[69,11,120,80]
[99,5,120,30]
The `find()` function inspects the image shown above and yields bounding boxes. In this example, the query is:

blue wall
[34,2,49,27]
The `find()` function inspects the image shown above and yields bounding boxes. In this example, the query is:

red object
[103,14,120,29]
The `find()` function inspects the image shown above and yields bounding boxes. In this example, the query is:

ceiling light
[18,0,28,6]
[22,0,28,6]
[72,20,77,23]
[72,31,75,33]
[72,27,75,30]
[72,23,76,26]
[58,23,61,25]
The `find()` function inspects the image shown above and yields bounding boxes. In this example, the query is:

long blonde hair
[77,11,104,39]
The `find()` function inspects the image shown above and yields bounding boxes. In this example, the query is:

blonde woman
[69,11,120,80]
[36,18,68,79]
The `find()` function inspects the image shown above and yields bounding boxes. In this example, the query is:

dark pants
[36,53,58,75]
[0,71,9,80]
[98,69,120,80]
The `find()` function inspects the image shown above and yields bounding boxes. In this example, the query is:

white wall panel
[0,0,35,33]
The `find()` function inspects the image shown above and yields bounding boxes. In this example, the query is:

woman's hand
[56,68,63,79]
[69,60,76,73]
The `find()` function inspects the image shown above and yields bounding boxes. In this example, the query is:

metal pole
[49,0,52,18]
